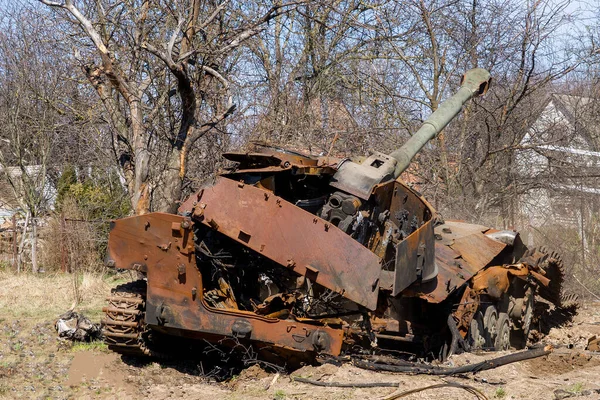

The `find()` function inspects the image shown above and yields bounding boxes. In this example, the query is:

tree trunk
[31,218,38,273]
[129,101,152,214]
[155,149,183,214]
[17,211,30,273]
[12,214,17,272]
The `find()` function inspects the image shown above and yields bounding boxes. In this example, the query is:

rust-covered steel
[108,213,344,356]
[102,69,577,365]
[179,177,382,310]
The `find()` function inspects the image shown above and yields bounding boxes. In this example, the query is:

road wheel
[495,312,511,350]
[483,306,498,349]
[521,289,534,336]
[469,311,486,350]
[511,289,535,349]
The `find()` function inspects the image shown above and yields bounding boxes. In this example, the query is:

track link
[102,280,154,357]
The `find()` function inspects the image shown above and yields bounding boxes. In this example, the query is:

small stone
[553,389,575,400]
[586,336,600,352]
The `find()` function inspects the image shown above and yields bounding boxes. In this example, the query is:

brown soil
[1,272,600,400]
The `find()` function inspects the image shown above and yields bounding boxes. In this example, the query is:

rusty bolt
[106,259,116,268]
[264,192,269,200]
[191,287,197,299]
[177,263,186,275]
[158,242,172,251]
[132,263,145,271]
[324,223,330,232]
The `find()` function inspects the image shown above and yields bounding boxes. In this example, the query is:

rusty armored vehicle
[102,69,575,365]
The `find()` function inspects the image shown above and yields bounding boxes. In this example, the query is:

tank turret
[330,68,491,199]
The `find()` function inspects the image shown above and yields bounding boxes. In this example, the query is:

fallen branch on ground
[355,346,552,376]
[292,376,400,387]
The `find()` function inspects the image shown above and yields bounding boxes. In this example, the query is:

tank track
[102,280,155,357]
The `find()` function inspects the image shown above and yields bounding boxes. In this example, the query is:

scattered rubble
[55,310,101,342]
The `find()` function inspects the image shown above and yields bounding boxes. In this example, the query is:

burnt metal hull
[105,171,571,360]
[103,69,576,362]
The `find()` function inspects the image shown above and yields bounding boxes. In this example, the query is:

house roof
[520,93,600,153]
[535,144,600,158]
[550,94,600,150]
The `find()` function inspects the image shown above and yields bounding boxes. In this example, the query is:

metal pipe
[390,68,491,178]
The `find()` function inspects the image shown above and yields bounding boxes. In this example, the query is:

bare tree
[0,7,85,272]
[37,0,303,214]
[243,1,584,217]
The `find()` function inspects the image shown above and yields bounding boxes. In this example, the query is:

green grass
[106,274,130,286]
[495,387,506,398]
[71,340,108,352]
[567,382,583,394]
[274,389,286,400]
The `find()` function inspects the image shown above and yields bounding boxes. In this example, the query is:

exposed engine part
[319,191,362,233]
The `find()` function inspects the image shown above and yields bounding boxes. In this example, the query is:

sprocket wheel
[520,247,579,309]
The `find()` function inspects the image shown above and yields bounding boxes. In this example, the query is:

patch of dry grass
[0,271,128,321]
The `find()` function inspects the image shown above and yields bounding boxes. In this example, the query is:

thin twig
[572,274,600,301]
[265,373,279,390]
[378,381,488,400]
[292,376,400,388]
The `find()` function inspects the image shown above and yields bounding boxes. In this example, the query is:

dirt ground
[1,272,600,400]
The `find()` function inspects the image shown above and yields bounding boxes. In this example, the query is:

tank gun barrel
[390,68,491,178]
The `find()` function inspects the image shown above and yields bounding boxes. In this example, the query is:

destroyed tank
[102,69,576,364]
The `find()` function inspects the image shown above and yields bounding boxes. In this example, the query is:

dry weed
[40,197,107,274]
[0,271,121,321]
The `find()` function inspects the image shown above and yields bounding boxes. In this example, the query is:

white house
[0,165,56,228]
[515,94,600,246]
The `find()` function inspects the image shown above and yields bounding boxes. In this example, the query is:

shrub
[40,166,130,273]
